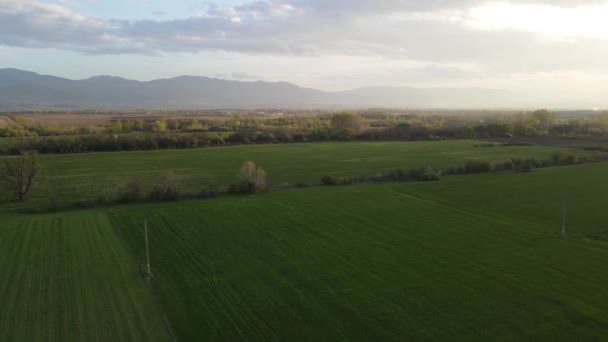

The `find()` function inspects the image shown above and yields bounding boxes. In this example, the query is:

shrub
[518,162,535,172]
[227,183,241,194]
[385,169,408,181]
[339,176,354,185]
[512,157,540,172]
[117,179,142,203]
[464,160,492,173]
[512,158,537,172]
[444,165,465,175]
[321,175,354,186]
[149,174,180,201]
[295,182,309,188]
[409,166,441,182]
[321,175,339,186]
[565,154,578,165]
[199,185,219,199]
[502,159,514,171]
[551,152,563,165]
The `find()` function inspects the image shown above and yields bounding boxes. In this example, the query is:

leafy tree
[238,161,268,193]
[461,125,476,138]
[133,119,145,131]
[330,112,365,132]
[531,109,556,130]
[167,118,180,130]
[3,150,40,201]
[152,118,167,132]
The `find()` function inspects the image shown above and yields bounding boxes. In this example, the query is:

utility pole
[145,219,151,276]
[561,205,567,239]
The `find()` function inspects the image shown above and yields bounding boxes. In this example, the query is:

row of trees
[3,108,595,139]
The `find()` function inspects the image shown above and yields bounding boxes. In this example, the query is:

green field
[105,163,608,340]
[0,132,235,150]
[0,140,596,210]
[2,140,608,340]
[0,212,172,342]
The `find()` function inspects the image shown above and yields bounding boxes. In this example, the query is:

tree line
[4,110,599,155]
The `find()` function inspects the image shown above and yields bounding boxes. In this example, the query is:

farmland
[1,140,608,340]
[0,211,172,341]
[106,163,608,340]
[0,140,596,209]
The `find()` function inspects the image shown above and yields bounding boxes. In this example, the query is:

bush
[295,182,309,188]
[149,174,180,201]
[502,159,514,171]
[551,152,563,165]
[339,176,354,185]
[321,175,339,186]
[518,162,535,173]
[227,183,241,194]
[464,160,492,173]
[444,165,465,175]
[565,154,578,165]
[512,157,540,172]
[384,169,408,181]
[320,175,354,186]
[409,166,441,182]
[117,179,142,203]
[199,185,219,199]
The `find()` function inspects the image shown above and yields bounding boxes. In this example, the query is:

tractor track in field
[144,277,179,342]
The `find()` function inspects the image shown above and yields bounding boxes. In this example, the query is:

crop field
[0,140,596,209]
[107,163,608,340]
[0,211,171,342]
[2,141,608,341]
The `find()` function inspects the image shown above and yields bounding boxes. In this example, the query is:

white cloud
[2,0,608,58]
[1,0,608,101]
[467,2,608,40]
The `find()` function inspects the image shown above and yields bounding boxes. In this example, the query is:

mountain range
[0,68,572,110]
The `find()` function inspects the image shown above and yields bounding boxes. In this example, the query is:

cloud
[1,0,608,75]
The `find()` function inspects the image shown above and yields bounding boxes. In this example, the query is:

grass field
[0,140,596,209]
[0,211,172,342]
[2,140,608,340]
[106,163,608,340]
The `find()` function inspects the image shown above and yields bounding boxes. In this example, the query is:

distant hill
[0,68,567,110]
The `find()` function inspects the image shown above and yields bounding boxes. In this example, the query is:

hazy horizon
[1,0,608,106]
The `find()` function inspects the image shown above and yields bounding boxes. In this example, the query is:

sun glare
[468,1,608,40]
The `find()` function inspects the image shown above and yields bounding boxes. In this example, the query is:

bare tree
[3,150,40,201]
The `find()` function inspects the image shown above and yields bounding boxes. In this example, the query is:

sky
[1,0,608,105]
